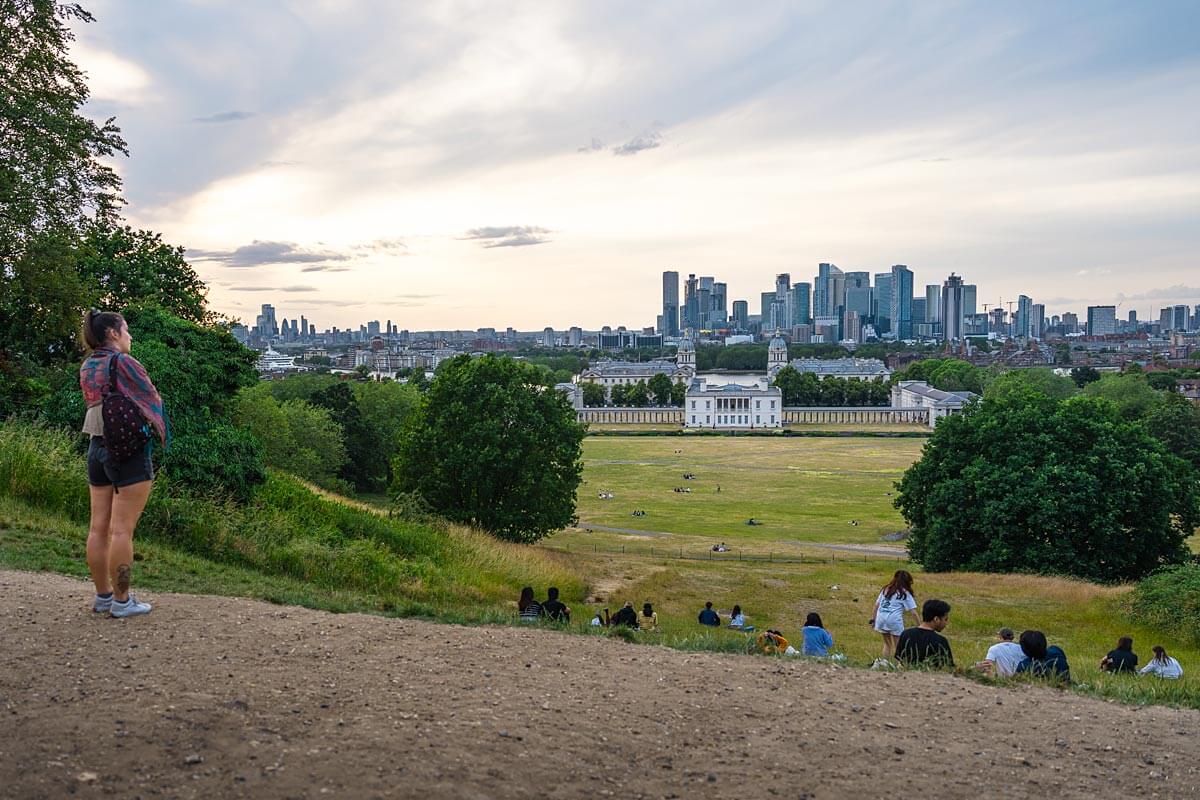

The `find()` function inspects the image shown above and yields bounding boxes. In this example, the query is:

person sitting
[895,599,954,668]
[610,601,640,629]
[590,609,607,627]
[983,627,1025,677]
[728,605,754,631]
[800,612,834,657]
[541,586,571,623]
[698,601,721,626]
[640,602,659,631]
[1014,630,1071,684]
[1101,636,1138,674]
[756,629,789,654]
[1140,646,1183,679]
[518,586,542,622]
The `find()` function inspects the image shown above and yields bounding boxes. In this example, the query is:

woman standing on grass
[870,570,918,661]
[79,309,167,619]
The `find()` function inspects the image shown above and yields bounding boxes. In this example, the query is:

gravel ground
[1,569,1197,799]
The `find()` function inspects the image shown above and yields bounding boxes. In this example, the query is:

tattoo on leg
[116,563,131,595]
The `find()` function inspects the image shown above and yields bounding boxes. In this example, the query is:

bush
[1129,564,1200,646]
[161,422,266,502]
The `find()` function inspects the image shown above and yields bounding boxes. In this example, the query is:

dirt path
[2,570,1197,799]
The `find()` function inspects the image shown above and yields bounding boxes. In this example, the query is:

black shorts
[87,436,154,489]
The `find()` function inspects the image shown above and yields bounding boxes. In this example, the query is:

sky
[72,0,1200,331]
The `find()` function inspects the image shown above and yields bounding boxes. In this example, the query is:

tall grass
[0,420,584,610]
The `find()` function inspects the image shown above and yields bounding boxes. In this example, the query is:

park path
[4,569,1197,799]
[575,523,908,558]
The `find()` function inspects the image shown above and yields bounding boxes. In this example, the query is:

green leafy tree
[234,385,347,489]
[669,380,686,407]
[1146,372,1179,393]
[1144,392,1200,471]
[771,366,802,405]
[896,387,1198,582]
[581,381,606,407]
[392,354,585,543]
[927,359,986,394]
[1082,373,1162,420]
[609,383,629,406]
[985,368,1075,402]
[311,382,386,493]
[79,224,208,323]
[0,229,92,365]
[626,379,650,407]
[1070,366,1101,387]
[647,372,673,406]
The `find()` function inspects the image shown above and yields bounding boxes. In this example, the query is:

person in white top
[870,570,919,660]
[984,628,1026,677]
[1140,645,1184,679]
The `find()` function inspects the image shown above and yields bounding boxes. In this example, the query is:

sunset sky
[73,0,1200,330]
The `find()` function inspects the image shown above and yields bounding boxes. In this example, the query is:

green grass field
[578,436,925,545]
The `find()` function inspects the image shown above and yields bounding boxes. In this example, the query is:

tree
[1070,366,1101,387]
[311,381,387,493]
[626,380,650,407]
[985,368,1075,402]
[771,366,802,405]
[609,383,629,406]
[1144,392,1200,471]
[669,380,686,407]
[581,381,606,407]
[79,224,208,323]
[647,372,673,406]
[235,385,347,490]
[1082,373,1162,420]
[896,387,1198,582]
[927,359,985,394]
[392,354,585,543]
[1146,372,1179,393]
[0,1,126,263]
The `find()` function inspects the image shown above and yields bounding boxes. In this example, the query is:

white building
[685,374,782,429]
[891,381,976,426]
[789,357,891,381]
[255,346,297,372]
[577,339,697,399]
[766,332,788,377]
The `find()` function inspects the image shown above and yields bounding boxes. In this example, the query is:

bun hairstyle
[82,308,124,351]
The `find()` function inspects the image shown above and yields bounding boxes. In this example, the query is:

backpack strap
[106,353,121,396]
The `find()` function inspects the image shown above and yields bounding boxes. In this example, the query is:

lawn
[577,436,925,545]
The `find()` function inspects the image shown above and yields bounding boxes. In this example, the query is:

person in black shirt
[541,586,571,623]
[698,601,721,626]
[1101,636,1138,673]
[610,601,640,629]
[895,599,954,668]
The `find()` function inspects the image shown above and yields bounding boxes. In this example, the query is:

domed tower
[676,338,696,375]
[768,331,788,376]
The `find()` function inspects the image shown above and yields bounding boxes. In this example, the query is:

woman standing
[870,570,919,661]
[79,310,167,618]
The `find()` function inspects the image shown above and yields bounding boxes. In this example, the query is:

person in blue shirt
[800,612,834,657]
[1014,630,1071,684]
[698,601,721,626]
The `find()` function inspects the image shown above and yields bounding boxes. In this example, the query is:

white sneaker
[871,658,894,670]
[110,594,152,618]
[92,594,113,614]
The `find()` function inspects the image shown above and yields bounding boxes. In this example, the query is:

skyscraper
[1087,305,1117,336]
[924,285,941,324]
[962,285,977,317]
[873,272,893,334]
[698,277,714,329]
[889,265,913,339]
[813,263,843,318]
[712,282,728,324]
[1015,295,1033,339]
[661,271,679,336]
[683,274,699,331]
[1031,303,1045,340]
[760,291,775,326]
[940,273,964,341]
[790,282,812,326]
[732,300,749,330]
[1170,304,1189,331]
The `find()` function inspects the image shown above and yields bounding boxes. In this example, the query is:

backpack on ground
[101,353,151,462]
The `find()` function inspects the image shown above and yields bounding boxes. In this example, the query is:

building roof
[676,338,695,352]
[895,380,976,407]
[790,357,891,377]
[580,360,685,377]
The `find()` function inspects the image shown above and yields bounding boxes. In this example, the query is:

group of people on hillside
[868,570,1184,681]
[518,586,571,623]
[589,601,658,631]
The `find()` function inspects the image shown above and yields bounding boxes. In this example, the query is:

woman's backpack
[101,354,151,462]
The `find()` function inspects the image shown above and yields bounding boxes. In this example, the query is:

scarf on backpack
[79,347,168,445]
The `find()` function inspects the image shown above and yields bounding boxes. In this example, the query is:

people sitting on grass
[640,602,659,631]
[756,629,789,654]
[1100,637,1138,674]
[871,569,920,662]
[1014,630,1070,684]
[1140,646,1183,679]
[745,518,758,526]
[711,542,729,553]
[542,587,571,623]
[590,608,607,627]
[698,601,721,626]
[982,628,1025,677]
[518,586,542,622]
[895,599,954,668]
[800,612,834,657]
[728,605,754,631]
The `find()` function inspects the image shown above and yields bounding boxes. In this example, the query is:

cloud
[190,240,351,267]
[300,265,353,273]
[612,131,662,156]
[230,285,319,292]
[351,238,410,255]
[461,226,552,248]
[577,137,605,153]
[1115,285,1200,302]
[193,110,256,123]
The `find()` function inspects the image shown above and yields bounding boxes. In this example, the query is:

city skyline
[73,1,1200,329]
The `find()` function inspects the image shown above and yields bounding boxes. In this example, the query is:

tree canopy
[896,385,1198,582]
[392,354,585,543]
